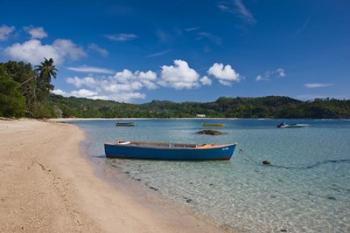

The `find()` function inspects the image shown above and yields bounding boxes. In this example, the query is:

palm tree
[35,58,57,101]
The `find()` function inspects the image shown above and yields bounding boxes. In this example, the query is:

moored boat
[277,122,310,128]
[116,122,135,127]
[105,140,236,160]
[203,123,225,127]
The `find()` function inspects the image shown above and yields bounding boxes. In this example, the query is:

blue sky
[0,0,349,103]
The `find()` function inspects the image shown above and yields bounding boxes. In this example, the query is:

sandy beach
[0,119,228,233]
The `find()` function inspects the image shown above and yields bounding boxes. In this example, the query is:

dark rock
[209,183,214,186]
[196,130,224,136]
[149,186,158,191]
[280,229,287,232]
[327,196,336,200]
[185,198,192,203]
[262,160,271,165]
[136,178,141,181]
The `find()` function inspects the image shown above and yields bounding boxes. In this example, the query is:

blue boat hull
[104,143,236,161]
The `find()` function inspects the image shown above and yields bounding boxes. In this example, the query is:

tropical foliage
[0,59,57,118]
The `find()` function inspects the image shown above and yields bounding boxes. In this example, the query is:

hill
[49,95,350,119]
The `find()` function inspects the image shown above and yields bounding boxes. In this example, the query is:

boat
[203,123,225,127]
[105,140,236,160]
[277,122,309,128]
[116,122,135,127]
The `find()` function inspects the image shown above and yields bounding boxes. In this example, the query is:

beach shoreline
[0,119,231,233]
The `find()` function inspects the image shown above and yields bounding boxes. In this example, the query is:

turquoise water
[69,119,350,233]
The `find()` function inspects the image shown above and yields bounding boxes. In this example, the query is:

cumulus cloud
[71,89,98,98]
[208,63,240,86]
[88,43,109,57]
[4,39,86,64]
[256,68,286,81]
[66,76,97,88]
[159,60,200,89]
[304,83,333,88]
[24,26,47,39]
[67,66,114,74]
[200,76,212,86]
[61,69,158,102]
[105,33,137,41]
[0,25,15,41]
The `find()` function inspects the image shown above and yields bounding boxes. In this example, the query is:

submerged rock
[262,160,271,165]
[327,196,336,201]
[196,129,224,136]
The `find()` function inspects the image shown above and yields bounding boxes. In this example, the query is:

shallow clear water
[69,119,350,233]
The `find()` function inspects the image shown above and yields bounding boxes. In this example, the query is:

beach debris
[196,129,224,136]
[327,196,336,201]
[262,160,271,165]
[280,229,287,232]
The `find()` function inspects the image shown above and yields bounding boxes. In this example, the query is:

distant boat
[203,123,225,127]
[105,140,236,160]
[116,122,135,127]
[277,122,309,128]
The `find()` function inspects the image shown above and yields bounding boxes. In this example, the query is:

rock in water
[262,160,271,165]
[196,129,224,136]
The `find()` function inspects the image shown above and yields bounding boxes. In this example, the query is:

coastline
[50,117,350,122]
[0,119,230,233]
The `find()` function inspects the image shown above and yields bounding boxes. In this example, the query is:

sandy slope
[0,119,227,233]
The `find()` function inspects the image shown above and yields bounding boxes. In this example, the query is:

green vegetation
[0,59,57,118]
[1,60,350,119]
[49,95,350,119]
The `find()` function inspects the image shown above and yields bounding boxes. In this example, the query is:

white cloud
[51,89,68,96]
[66,76,97,88]
[0,25,15,41]
[200,76,212,86]
[146,49,171,58]
[208,63,240,86]
[71,89,98,98]
[4,39,86,64]
[67,66,114,74]
[256,68,286,81]
[304,83,333,88]
[233,0,256,24]
[275,68,286,77]
[114,69,158,90]
[24,26,47,39]
[218,0,256,24]
[184,27,200,32]
[62,68,158,102]
[159,59,200,89]
[105,33,137,41]
[88,43,109,57]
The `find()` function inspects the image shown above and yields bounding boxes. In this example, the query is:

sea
[67,119,350,233]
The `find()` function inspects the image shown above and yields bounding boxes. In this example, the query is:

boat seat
[196,144,212,148]
[119,141,131,145]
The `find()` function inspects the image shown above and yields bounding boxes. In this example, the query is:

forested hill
[49,95,350,119]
